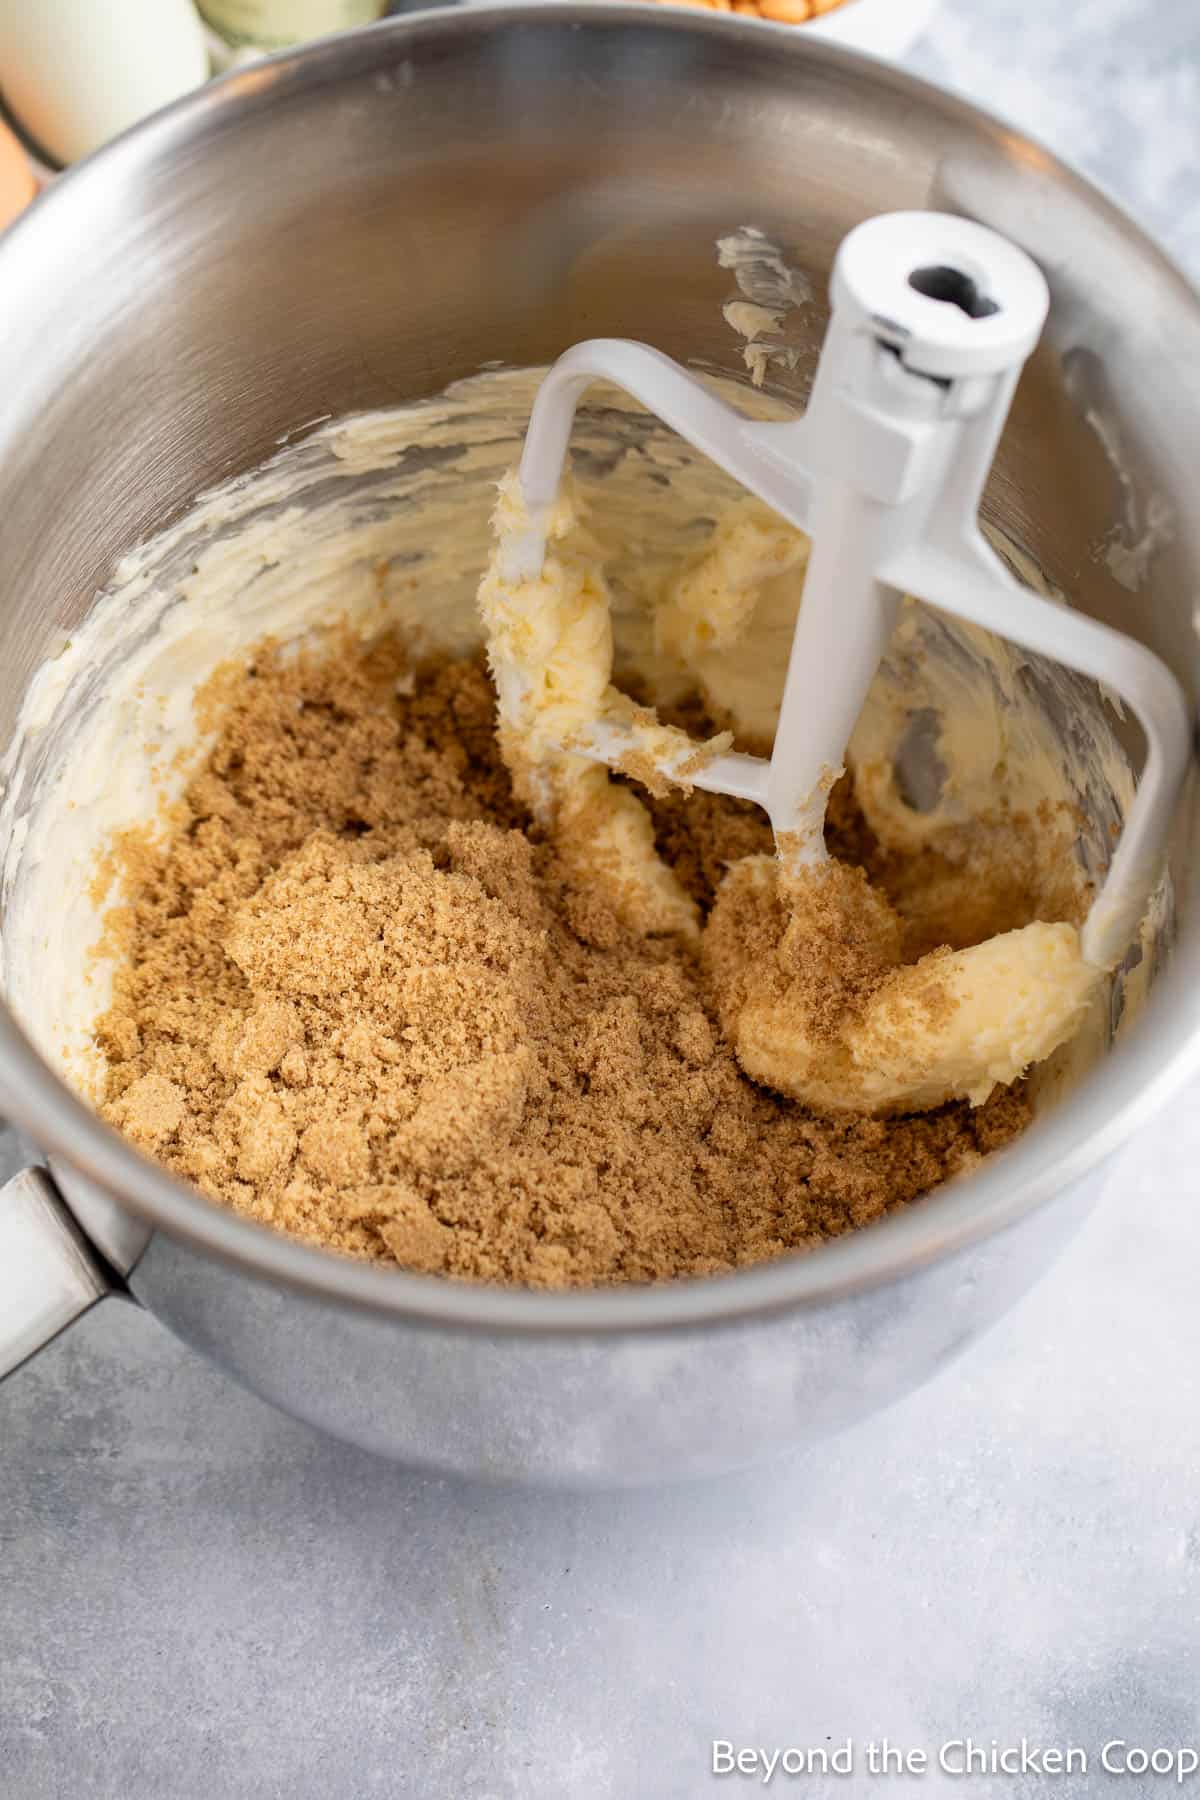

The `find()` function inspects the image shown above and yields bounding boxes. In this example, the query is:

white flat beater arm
[505,212,1193,969]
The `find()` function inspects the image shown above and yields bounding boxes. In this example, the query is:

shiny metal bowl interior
[0,5,1199,1345]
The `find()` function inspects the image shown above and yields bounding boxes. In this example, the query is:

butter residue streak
[717,226,810,389]
[1081,402,1175,593]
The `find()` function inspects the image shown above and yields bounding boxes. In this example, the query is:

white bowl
[463,0,941,60]
[802,0,940,59]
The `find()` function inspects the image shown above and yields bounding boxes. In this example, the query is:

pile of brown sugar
[96,630,1030,1288]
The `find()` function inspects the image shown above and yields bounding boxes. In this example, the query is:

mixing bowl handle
[0,1165,123,1380]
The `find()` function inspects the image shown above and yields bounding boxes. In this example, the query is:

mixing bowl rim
[1,3,1198,1338]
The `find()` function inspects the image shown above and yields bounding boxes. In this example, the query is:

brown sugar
[705,854,908,1053]
[97,632,1031,1288]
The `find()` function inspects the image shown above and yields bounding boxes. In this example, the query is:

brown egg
[0,121,37,233]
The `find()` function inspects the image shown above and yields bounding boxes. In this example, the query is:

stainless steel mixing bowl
[2,8,1198,1484]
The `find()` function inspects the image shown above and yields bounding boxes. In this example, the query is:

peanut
[757,0,815,20]
[643,0,854,21]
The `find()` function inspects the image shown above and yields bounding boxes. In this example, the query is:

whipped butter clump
[477,472,729,940]
[705,856,1099,1115]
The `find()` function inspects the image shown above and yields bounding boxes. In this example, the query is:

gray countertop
[4,4,1200,1796]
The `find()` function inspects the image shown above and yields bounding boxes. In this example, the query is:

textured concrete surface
[4,4,1200,1796]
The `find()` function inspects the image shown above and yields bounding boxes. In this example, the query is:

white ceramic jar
[804,0,941,58]
[0,0,210,165]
